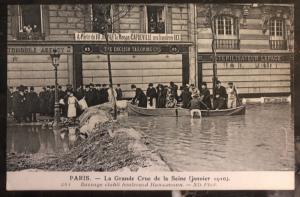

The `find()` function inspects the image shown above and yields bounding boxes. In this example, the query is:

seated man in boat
[131,84,147,108]
[199,82,212,109]
[166,94,177,108]
[189,93,202,118]
[213,80,228,110]
[227,82,239,108]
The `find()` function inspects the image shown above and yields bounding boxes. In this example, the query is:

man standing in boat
[200,82,212,109]
[227,82,239,108]
[214,80,227,110]
[146,83,157,108]
[131,84,147,108]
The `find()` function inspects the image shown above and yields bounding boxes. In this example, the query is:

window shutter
[41,5,49,38]
[10,5,19,39]
[234,17,238,35]
[166,6,172,33]
[140,5,145,33]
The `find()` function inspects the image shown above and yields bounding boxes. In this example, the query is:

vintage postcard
[6,3,295,191]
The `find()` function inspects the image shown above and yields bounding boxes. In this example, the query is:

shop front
[7,45,73,92]
[198,52,293,97]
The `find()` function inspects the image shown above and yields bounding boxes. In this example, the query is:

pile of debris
[7,120,149,171]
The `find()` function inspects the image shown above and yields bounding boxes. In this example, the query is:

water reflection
[121,104,293,171]
[7,104,293,171]
[7,125,77,154]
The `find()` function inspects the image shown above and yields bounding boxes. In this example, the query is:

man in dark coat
[156,84,167,108]
[94,84,101,105]
[115,84,123,100]
[44,86,51,115]
[84,85,95,107]
[39,87,47,115]
[75,85,85,100]
[200,82,212,109]
[213,80,228,110]
[169,81,178,100]
[27,87,39,122]
[48,86,55,117]
[101,84,109,103]
[131,84,147,108]
[7,86,13,117]
[12,86,26,123]
[180,86,191,109]
[146,83,157,107]
[23,86,31,122]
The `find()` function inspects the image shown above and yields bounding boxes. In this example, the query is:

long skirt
[67,103,76,118]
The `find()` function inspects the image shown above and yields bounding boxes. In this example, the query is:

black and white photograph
[5,2,295,191]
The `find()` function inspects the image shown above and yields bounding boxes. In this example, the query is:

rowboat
[128,103,246,117]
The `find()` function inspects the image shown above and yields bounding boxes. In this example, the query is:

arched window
[269,18,287,50]
[214,15,239,49]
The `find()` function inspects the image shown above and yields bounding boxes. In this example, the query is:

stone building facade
[7,3,293,98]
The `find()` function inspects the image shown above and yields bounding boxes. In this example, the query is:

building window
[146,6,166,33]
[215,15,239,49]
[269,18,287,50]
[17,5,45,40]
[91,4,113,33]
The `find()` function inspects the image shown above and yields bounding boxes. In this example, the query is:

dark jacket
[115,88,123,100]
[180,88,191,109]
[75,88,85,100]
[157,87,167,108]
[38,90,47,114]
[27,91,39,113]
[85,89,95,107]
[214,86,227,109]
[215,86,227,99]
[132,88,147,108]
[12,92,26,118]
[200,88,212,109]
[146,87,157,98]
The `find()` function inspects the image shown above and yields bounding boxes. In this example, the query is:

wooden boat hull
[128,103,246,117]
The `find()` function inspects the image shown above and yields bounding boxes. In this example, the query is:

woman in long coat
[67,91,78,121]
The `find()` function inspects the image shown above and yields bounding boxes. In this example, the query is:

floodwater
[7,103,294,171]
[121,103,294,171]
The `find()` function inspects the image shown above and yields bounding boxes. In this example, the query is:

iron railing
[17,32,45,40]
[270,40,287,50]
[216,39,240,49]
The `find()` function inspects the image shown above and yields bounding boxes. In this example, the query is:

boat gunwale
[128,103,246,113]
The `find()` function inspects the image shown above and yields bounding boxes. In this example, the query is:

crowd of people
[7,80,239,123]
[7,83,123,123]
[131,80,239,110]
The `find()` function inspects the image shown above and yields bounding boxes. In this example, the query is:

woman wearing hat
[67,90,78,122]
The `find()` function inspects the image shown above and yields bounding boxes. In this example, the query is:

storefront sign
[198,53,293,63]
[75,32,181,42]
[99,45,161,54]
[7,46,73,55]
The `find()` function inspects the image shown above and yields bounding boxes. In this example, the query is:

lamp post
[50,49,61,127]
